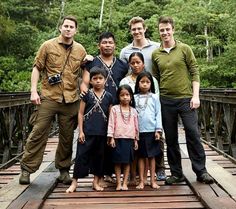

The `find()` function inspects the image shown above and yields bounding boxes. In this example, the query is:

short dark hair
[90,66,107,80]
[98,32,115,43]
[61,15,78,28]
[158,16,174,29]
[117,84,135,108]
[128,52,145,64]
[134,71,155,94]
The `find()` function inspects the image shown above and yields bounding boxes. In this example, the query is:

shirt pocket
[70,56,82,73]
[47,52,62,68]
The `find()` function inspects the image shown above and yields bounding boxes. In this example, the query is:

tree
[0,0,236,91]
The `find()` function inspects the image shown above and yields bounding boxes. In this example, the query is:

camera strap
[60,47,72,76]
[46,47,72,78]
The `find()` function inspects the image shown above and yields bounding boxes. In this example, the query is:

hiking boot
[197,173,214,184]
[19,169,30,185]
[156,170,166,181]
[57,170,72,185]
[165,175,185,185]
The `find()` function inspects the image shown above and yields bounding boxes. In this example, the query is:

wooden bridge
[0,89,236,209]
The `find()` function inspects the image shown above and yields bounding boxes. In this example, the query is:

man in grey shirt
[120,16,160,75]
[120,16,165,181]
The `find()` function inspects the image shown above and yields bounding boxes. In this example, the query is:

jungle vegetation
[0,0,236,91]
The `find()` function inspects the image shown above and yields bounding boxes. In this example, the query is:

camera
[48,73,62,85]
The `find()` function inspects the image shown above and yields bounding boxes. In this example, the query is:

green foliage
[0,0,236,91]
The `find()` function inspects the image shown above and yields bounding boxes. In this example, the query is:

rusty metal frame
[199,89,236,158]
[0,92,58,165]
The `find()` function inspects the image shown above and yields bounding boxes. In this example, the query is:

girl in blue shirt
[134,71,162,189]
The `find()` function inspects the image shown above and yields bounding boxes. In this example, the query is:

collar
[131,39,152,49]
[57,35,74,46]
[159,40,180,51]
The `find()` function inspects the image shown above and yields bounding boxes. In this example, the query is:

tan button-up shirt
[34,35,86,103]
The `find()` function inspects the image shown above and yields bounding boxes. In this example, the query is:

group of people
[19,14,214,192]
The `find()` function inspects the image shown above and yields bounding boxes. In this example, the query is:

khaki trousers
[21,98,79,173]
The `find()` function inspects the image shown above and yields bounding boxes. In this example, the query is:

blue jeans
[160,96,207,177]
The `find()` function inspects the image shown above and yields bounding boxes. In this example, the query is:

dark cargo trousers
[155,139,165,171]
[21,97,79,173]
[160,97,207,178]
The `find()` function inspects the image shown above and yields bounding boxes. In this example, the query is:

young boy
[66,66,113,192]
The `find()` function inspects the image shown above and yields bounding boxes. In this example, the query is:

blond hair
[128,16,146,29]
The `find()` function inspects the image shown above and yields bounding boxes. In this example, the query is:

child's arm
[107,106,115,142]
[109,137,116,148]
[154,94,163,140]
[134,109,139,150]
[78,100,86,143]
[155,130,161,140]
[134,109,139,141]
[80,69,90,95]
[134,139,138,150]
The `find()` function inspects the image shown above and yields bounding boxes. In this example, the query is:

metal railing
[199,88,236,158]
[0,92,58,166]
[1,89,235,166]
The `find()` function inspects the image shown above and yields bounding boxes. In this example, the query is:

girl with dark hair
[107,84,139,190]
[134,71,162,189]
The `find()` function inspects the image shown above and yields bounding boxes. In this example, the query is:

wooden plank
[45,196,200,204]
[218,163,236,168]
[201,196,236,209]
[0,161,53,209]
[42,202,204,209]
[54,182,185,191]
[48,186,194,199]
[22,200,44,209]
[6,163,58,209]
[206,158,236,200]
[225,168,236,175]
[180,147,236,208]
[207,155,227,161]
[204,150,220,156]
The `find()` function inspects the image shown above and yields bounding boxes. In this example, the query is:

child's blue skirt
[138,132,161,158]
[111,138,134,164]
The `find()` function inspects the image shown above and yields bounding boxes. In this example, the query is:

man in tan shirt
[19,15,87,185]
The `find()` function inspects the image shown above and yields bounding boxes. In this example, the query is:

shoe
[197,173,214,184]
[57,170,72,185]
[165,175,185,185]
[19,169,30,185]
[156,170,166,180]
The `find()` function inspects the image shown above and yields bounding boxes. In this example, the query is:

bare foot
[116,184,122,191]
[151,181,160,189]
[93,183,104,191]
[66,182,77,193]
[122,184,128,190]
[136,182,144,189]
[99,178,108,188]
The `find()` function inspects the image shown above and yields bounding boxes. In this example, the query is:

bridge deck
[1,129,236,209]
